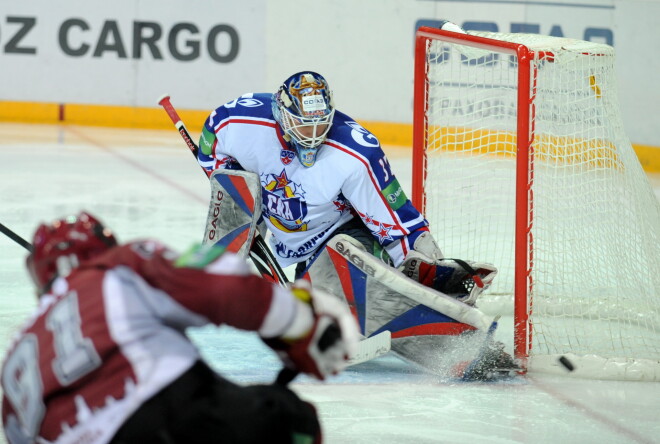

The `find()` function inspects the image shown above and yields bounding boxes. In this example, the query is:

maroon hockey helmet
[26,211,117,291]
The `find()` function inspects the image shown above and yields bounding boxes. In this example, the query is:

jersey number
[379,157,392,182]
[2,291,101,443]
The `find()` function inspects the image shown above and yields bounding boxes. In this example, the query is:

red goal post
[412,26,660,380]
[413,28,534,364]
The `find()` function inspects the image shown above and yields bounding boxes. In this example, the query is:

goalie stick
[157,94,288,286]
[347,330,391,366]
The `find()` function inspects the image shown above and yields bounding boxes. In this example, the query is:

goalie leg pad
[305,234,493,373]
[202,169,262,258]
[305,234,492,334]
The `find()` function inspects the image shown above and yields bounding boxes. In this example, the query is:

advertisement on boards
[0,0,266,108]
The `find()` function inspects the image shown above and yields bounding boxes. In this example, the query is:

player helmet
[26,211,117,291]
[272,71,335,167]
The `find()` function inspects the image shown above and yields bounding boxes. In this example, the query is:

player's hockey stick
[0,222,32,252]
[157,94,289,285]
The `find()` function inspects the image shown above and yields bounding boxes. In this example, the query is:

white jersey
[197,93,430,267]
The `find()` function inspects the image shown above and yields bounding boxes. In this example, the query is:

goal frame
[411,26,536,364]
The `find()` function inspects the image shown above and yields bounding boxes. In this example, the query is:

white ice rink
[1,123,658,444]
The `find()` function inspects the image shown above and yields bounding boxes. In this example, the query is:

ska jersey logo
[280,147,295,165]
[261,169,309,232]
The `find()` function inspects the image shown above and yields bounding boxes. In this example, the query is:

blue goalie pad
[304,234,494,374]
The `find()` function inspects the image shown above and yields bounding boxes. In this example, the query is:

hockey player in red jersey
[1,211,358,444]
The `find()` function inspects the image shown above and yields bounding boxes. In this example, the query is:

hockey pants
[109,361,320,444]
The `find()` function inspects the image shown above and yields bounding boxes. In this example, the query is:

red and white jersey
[1,241,297,444]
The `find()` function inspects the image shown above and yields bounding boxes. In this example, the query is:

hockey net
[412,27,660,380]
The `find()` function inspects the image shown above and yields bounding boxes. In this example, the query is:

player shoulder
[212,92,273,122]
[84,240,173,268]
[327,111,384,159]
[126,240,175,259]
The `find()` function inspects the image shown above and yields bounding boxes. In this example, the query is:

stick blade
[347,330,391,366]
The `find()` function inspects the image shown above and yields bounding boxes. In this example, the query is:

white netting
[419,31,660,380]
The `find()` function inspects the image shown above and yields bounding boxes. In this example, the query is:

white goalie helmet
[272,71,335,167]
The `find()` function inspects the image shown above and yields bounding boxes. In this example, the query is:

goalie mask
[272,71,335,167]
[27,211,117,292]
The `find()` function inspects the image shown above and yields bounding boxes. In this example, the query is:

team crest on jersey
[261,169,309,232]
[280,147,296,165]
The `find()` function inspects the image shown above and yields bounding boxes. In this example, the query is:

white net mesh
[419,31,660,380]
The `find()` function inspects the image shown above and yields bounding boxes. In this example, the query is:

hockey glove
[400,252,497,305]
[264,280,359,380]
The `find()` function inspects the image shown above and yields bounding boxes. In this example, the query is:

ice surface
[0,124,658,444]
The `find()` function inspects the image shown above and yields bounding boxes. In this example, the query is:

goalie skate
[452,317,523,382]
[303,234,493,374]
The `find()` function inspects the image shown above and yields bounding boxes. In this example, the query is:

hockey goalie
[196,70,519,380]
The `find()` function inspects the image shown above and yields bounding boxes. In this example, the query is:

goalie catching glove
[401,233,497,305]
[263,280,359,380]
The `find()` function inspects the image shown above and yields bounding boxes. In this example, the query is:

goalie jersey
[198,93,430,268]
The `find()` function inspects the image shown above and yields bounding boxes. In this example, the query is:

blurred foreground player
[1,211,358,444]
